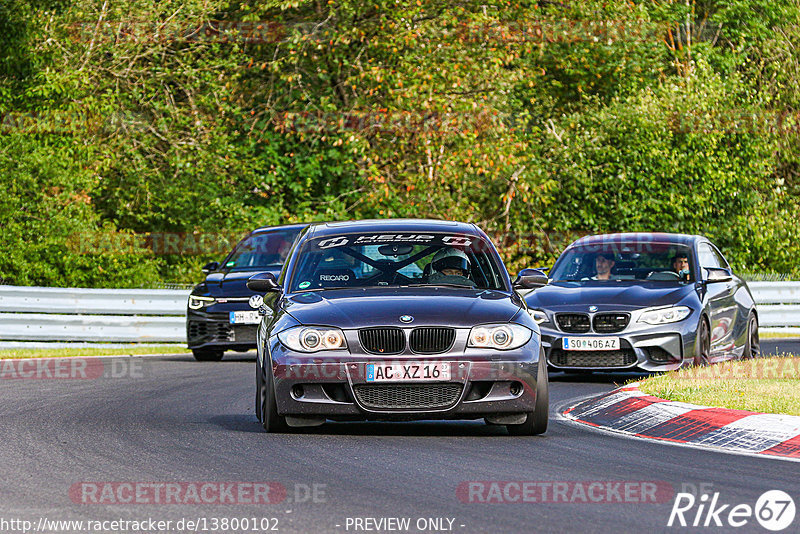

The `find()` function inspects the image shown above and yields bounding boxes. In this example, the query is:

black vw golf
[186,224,306,361]
[247,219,549,434]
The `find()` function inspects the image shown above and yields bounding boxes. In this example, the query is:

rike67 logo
[668,489,796,531]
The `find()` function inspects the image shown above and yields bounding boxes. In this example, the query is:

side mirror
[513,268,549,289]
[247,272,280,292]
[202,261,220,274]
[705,267,732,283]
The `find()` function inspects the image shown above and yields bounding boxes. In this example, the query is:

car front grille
[188,321,234,343]
[409,327,455,354]
[359,328,406,355]
[556,313,591,333]
[232,325,257,344]
[550,348,637,368]
[353,384,463,410]
[592,313,630,333]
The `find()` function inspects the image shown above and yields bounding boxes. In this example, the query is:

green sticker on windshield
[299,281,311,289]
[225,261,235,267]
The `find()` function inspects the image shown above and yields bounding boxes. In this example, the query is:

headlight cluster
[468,323,532,350]
[528,309,549,325]
[278,326,347,353]
[188,295,215,310]
[638,306,691,325]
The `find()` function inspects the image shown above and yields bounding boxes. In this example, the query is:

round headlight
[302,330,321,350]
[492,327,511,347]
[324,330,343,348]
[470,327,489,346]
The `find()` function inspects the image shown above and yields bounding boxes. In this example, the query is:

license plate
[229,311,261,325]
[365,362,451,382]
[563,337,620,351]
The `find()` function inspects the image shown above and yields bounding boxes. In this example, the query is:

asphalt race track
[0,342,798,534]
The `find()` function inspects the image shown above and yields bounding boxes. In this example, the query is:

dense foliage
[1,0,798,286]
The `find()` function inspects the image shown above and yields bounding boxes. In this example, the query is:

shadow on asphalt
[208,414,265,434]
[209,414,544,437]
[548,370,654,386]
[158,351,257,363]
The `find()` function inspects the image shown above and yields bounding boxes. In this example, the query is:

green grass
[0,345,192,359]
[637,355,800,416]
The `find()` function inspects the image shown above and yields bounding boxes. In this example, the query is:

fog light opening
[509,382,523,397]
[291,385,305,399]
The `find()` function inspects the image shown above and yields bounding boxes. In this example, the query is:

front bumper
[539,324,693,372]
[186,308,258,351]
[266,331,543,420]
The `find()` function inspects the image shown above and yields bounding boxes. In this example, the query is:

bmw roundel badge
[588,306,598,312]
[399,315,414,323]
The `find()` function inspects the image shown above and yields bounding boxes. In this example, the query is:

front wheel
[694,318,711,366]
[507,353,549,436]
[192,349,224,361]
[743,313,760,359]
[258,364,288,433]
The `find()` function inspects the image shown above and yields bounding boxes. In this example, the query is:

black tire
[743,313,760,359]
[507,353,549,436]
[694,317,711,366]
[192,349,224,362]
[258,363,288,433]
[255,362,263,422]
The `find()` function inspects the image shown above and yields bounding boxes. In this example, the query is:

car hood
[281,288,522,329]
[524,281,696,312]
[202,269,281,297]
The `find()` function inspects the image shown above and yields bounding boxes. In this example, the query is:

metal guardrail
[0,282,797,343]
[747,282,800,334]
[0,286,190,342]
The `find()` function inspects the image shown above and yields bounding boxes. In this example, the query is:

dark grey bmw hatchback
[247,219,549,434]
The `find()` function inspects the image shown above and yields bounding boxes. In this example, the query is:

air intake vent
[550,348,637,368]
[409,328,455,354]
[359,328,405,355]
[556,313,591,333]
[353,384,463,410]
[592,313,630,333]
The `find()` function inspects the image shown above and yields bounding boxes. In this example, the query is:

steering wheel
[646,270,680,281]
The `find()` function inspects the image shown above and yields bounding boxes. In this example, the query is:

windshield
[550,243,695,283]
[289,233,507,291]
[223,228,302,271]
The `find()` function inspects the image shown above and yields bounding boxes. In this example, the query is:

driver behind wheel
[672,253,691,282]
[428,248,476,287]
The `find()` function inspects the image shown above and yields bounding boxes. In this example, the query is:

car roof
[250,223,310,235]
[305,219,481,238]
[568,232,703,249]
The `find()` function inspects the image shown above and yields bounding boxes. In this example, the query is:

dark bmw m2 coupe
[246,219,549,434]
[523,233,759,373]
